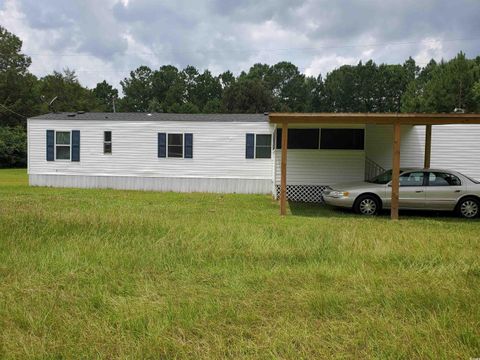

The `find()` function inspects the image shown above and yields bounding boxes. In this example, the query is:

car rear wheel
[354,195,380,216]
[456,197,479,219]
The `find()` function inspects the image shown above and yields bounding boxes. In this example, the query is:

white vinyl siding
[28,119,274,180]
[365,124,480,180]
[365,125,425,169]
[274,124,366,185]
[274,150,365,185]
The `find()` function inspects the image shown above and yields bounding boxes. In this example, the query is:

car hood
[327,181,386,191]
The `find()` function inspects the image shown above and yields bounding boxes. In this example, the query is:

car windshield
[367,170,393,184]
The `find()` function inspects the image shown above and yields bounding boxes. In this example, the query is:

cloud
[0,0,478,91]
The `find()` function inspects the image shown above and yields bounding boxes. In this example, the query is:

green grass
[0,169,479,359]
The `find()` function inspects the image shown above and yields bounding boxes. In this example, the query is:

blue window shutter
[246,133,255,159]
[46,130,54,161]
[184,133,193,158]
[72,130,80,162]
[158,133,166,158]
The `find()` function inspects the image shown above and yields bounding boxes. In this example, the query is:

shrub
[0,126,27,168]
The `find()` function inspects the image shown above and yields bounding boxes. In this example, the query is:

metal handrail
[365,157,386,181]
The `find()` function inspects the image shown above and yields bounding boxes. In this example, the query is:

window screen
[255,134,272,158]
[168,134,183,158]
[320,129,364,150]
[55,131,71,160]
[104,131,112,154]
[276,129,319,149]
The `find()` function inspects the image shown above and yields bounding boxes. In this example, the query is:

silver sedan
[323,168,480,218]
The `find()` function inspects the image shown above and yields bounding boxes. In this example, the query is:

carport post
[280,121,288,215]
[391,122,401,220]
[424,124,432,169]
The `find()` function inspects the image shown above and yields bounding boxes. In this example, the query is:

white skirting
[29,174,272,194]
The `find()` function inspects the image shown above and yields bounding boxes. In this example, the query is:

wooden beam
[424,124,432,169]
[391,122,401,220]
[269,112,480,125]
[280,121,288,216]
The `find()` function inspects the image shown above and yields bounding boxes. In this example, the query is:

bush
[0,126,27,168]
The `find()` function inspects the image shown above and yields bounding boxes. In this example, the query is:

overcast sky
[1,0,479,91]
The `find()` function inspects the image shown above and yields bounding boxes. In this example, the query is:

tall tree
[266,62,309,111]
[323,65,359,112]
[93,80,118,112]
[401,53,480,112]
[223,77,272,113]
[37,69,99,113]
[190,70,222,111]
[310,75,326,112]
[120,66,153,112]
[219,70,235,89]
[0,26,41,127]
[401,59,438,112]
[151,65,185,112]
[0,26,31,74]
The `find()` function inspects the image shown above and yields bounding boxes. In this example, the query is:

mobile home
[27,112,480,202]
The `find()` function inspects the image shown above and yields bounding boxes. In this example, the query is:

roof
[269,112,480,125]
[29,112,269,122]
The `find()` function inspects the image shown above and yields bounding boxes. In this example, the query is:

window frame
[103,131,112,155]
[54,130,71,161]
[167,133,185,159]
[255,134,272,159]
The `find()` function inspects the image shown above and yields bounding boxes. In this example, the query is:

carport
[269,113,480,220]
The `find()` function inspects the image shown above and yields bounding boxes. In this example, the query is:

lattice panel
[275,185,328,203]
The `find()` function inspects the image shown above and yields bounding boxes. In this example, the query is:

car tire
[354,194,380,216]
[456,197,480,219]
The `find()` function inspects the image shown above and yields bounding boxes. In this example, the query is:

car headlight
[328,190,350,198]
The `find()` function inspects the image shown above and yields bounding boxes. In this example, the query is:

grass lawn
[0,169,479,359]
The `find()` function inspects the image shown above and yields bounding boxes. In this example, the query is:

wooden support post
[280,121,288,215]
[391,122,401,220]
[424,124,432,169]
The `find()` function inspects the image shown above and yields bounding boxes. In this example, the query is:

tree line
[1,25,480,167]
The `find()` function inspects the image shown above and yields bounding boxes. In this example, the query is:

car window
[399,172,424,187]
[369,170,392,184]
[428,172,462,186]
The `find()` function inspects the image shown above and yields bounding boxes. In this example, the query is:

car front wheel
[354,195,380,216]
[456,197,480,219]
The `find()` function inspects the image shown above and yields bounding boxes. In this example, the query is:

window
[368,170,392,184]
[428,172,462,186]
[158,133,193,159]
[255,134,272,158]
[320,129,364,150]
[246,133,272,159]
[276,129,319,149]
[55,131,71,160]
[168,133,183,158]
[399,172,425,187]
[104,131,112,154]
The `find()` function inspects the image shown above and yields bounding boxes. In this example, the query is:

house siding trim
[29,174,272,194]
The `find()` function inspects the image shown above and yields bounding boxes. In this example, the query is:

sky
[1,0,479,91]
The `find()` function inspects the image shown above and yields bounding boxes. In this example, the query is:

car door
[386,171,426,209]
[425,172,464,210]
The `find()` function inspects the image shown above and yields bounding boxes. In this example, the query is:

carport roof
[269,112,480,125]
